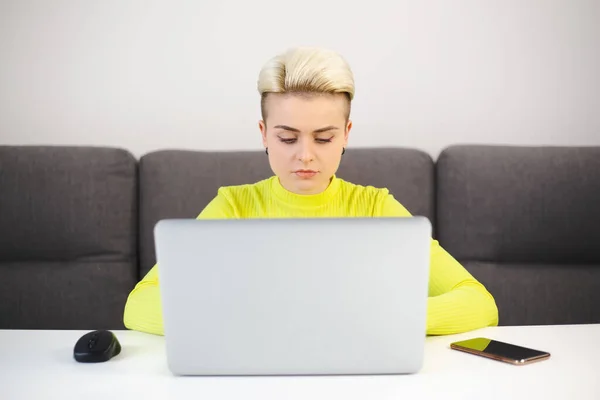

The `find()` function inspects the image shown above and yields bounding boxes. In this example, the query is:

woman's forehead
[265,94,348,126]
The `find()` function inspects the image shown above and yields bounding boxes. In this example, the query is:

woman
[123,47,499,336]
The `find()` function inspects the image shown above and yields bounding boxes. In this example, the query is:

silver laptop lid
[154,217,431,376]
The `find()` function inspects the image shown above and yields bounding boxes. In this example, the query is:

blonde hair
[257,47,355,120]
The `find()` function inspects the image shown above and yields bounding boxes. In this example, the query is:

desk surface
[2,324,599,400]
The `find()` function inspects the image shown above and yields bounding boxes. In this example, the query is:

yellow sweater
[123,176,498,336]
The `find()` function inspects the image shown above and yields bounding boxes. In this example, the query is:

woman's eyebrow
[313,126,339,133]
[273,125,339,133]
[273,125,300,133]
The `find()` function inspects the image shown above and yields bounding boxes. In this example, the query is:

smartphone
[450,337,551,365]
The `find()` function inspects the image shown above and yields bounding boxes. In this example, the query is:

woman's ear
[344,120,352,146]
[259,120,268,147]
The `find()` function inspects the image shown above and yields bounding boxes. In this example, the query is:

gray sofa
[1,144,599,330]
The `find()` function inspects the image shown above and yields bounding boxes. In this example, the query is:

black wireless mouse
[74,330,121,363]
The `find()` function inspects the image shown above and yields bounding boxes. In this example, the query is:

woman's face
[259,93,352,195]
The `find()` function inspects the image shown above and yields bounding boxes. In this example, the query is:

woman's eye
[278,137,332,144]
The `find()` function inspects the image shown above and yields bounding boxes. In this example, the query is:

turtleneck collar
[271,175,341,208]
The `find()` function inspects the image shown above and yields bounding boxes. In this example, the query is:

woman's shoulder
[336,178,413,217]
[217,176,274,197]
[336,177,392,198]
[197,177,274,219]
[214,177,275,208]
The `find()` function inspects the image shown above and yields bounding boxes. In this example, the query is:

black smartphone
[450,337,551,365]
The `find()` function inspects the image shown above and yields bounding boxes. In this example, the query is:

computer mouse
[73,330,121,363]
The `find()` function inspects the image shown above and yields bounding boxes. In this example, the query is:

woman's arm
[122,189,237,335]
[425,239,499,334]
[123,265,164,335]
[379,194,499,335]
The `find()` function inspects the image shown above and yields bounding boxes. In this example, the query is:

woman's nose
[297,142,315,162]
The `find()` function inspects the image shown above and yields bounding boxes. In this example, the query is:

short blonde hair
[257,47,355,120]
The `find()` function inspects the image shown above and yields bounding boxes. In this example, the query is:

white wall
[1,0,599,159]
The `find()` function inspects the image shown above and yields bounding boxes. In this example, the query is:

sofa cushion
[138,147,434,277]
[464,261,600,325]
[436,145,600,263]
[0,146,138,329]
[436,145,600,326]
[0,261,136,329]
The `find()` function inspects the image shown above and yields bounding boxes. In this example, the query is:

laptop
[154,216,431,376]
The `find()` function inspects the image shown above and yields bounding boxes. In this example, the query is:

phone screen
[451,338,549,361]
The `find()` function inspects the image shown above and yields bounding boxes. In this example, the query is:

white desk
[2,324,599,400]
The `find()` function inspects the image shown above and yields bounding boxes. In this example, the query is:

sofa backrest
[138,147,435,277]
[0,146,138,329]
[4,144,598,330]
[138,150,273,278]
[436,145,600,326]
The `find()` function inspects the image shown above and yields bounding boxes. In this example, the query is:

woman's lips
[294,170,318,178]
